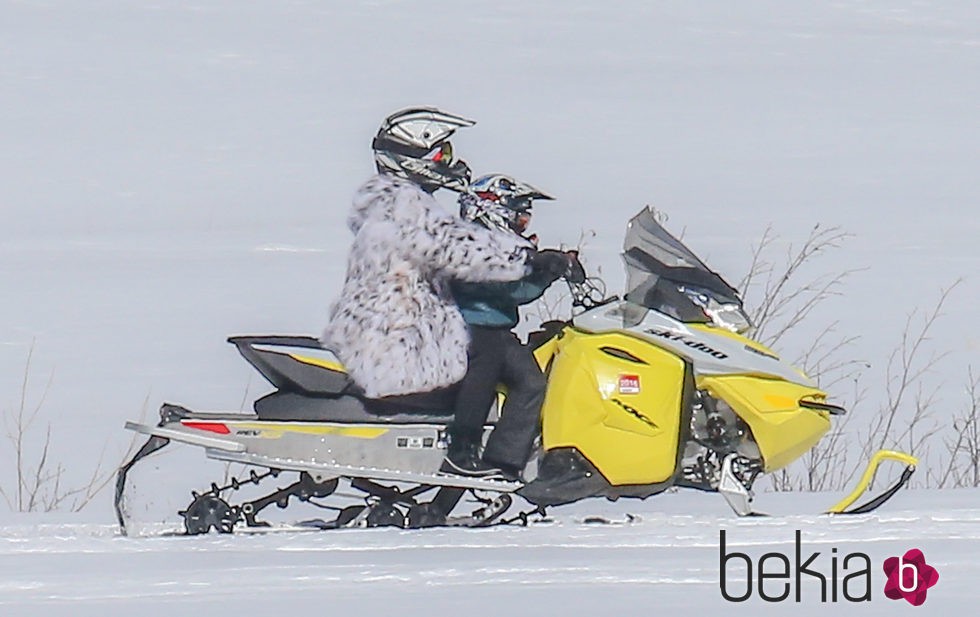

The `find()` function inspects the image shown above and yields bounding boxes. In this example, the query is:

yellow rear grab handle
[827,450,919,514]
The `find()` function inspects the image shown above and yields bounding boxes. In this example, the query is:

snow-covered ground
[1,0,978,614]
[2,489,977,616]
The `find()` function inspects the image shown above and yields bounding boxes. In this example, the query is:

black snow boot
[486,461,524,483]
[440,441,506,478]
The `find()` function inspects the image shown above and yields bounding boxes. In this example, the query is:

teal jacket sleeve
[452,267,560,328]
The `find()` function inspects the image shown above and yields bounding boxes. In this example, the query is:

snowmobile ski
[826,450,918,515]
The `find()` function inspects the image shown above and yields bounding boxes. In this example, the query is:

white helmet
[461,174,555,235]
[372,107,475,193]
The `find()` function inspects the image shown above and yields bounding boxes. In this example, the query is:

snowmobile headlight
[679,286,752,334]
[704,303,752,334]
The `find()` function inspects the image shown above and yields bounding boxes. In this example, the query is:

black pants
[450,325,546,470]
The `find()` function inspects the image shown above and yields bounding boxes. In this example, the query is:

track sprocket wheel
[365,502,405,528]
[405,502,447,529]
[179,493,238,535]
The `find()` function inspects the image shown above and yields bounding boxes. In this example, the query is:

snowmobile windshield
[620,207,752,333]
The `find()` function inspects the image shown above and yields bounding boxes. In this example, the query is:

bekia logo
[883,549,939,606]
[719,531,940,605]
[618,374,640,394]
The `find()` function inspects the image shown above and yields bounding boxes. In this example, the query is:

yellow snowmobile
[520,208,916,515]
[116,208,915,534]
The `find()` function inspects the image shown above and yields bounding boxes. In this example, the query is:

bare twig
[2,345,149,512]
[939,367,980,487]
[863,283,959,462]
[741,222,962,493]
[741,224,861,349]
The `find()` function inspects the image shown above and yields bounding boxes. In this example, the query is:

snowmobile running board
[115,426,916,533]
[125,421,245,452]
[208,449,522,493]
[122,420,522,493]
[826,450,918,515]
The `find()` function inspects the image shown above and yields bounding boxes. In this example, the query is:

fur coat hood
[322,174,531,398]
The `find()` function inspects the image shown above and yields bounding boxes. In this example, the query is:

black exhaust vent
[599,346,648,364]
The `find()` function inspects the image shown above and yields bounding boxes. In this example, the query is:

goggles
[372,136,453,164]
[425,141,453,164]
[475,196,533,233]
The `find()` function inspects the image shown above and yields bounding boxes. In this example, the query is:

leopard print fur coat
[322,174,530,398]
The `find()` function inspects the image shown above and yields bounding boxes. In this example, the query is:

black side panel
[518,448,611,507]
[520,446,681,507]
[527,320,567,350]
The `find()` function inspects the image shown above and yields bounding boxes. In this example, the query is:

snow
[2,489,978,615]
[1,0,978,614]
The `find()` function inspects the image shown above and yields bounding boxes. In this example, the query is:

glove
[529,249,586,283]
[527,249,568,280]
[564,250,587,284]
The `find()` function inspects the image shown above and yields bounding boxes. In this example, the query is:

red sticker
[618,374,641,394]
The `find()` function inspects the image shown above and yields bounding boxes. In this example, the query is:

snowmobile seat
[229,335,353,395]
[253,391,458,424]
[232,335,477,423]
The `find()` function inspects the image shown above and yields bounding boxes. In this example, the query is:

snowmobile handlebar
[567,272,617,311]
[556,251,618,311]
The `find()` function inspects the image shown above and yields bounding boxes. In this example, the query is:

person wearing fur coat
[321,108,532,399]
[323,174,532,398]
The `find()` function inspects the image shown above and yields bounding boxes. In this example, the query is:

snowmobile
[115,207,917,535]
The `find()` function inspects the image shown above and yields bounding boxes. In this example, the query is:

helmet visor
[514,211,532,234]
[424,141,453,164]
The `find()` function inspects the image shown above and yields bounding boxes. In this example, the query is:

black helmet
[372,107,475,193]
